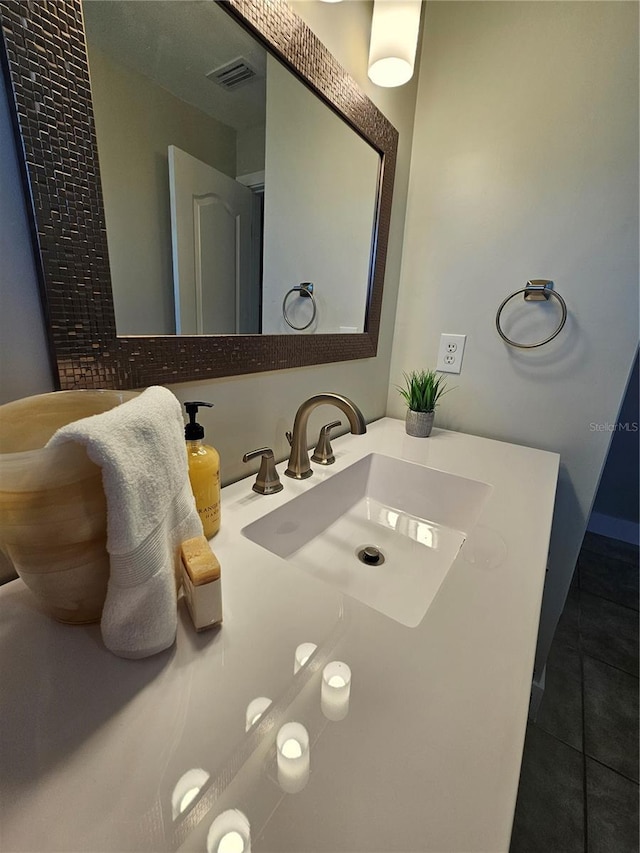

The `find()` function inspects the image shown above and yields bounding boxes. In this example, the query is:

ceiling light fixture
[368,0,422,88]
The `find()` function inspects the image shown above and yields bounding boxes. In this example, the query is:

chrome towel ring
[496,280,567,349]
[282,282,317,331]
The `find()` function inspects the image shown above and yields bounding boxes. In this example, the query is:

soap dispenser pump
[184,401,221,538]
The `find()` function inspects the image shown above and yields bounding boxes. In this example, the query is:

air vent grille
[206,57,258,91]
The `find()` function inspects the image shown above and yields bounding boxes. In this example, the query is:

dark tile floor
[510,532,639,853]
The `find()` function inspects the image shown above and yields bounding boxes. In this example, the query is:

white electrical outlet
[436,333,466,374]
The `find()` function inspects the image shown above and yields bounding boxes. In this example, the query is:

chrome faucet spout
[284,393,366,479]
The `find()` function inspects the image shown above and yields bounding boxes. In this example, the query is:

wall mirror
[0,0,398,390]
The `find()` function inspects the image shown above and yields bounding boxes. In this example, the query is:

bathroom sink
[242,453,491,627]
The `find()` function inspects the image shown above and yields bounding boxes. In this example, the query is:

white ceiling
[83,1,266,131]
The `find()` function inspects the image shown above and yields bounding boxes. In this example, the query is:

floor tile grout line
[578,554,640,799]
[585,754,640,787]
[578,583,589,853]
[577,563,639,678]
[580,588,640,615]
[529,720,584,758]
[581,561,640,573]
[583,533,640,544]
[528,720,588,760]
[578,567,640,613]
[580,651,639,680]
[579,552,640,571]
[579,545,639,566]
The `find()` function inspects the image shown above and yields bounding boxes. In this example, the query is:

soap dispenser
[184,401,221,538]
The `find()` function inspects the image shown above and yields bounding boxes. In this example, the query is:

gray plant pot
[405,410,435,438]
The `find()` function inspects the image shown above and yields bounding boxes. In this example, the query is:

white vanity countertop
[0,417,559,853]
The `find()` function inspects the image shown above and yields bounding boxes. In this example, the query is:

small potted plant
[397,369,450,437]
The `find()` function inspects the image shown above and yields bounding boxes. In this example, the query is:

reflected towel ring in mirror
[282,283,318,331]
[495,280,567,349]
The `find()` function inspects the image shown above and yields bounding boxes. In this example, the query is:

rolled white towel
[47,386,202,658]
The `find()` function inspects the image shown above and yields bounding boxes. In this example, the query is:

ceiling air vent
[206,57,258,91]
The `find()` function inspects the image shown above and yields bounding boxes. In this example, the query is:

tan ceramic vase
[0,390,138,623]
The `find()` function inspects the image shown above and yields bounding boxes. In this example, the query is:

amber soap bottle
[184,401,221,538]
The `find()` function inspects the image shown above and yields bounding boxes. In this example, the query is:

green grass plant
[397,369,451,413]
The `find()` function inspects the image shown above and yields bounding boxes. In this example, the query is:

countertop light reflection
[321,661,351,721]
[171,768,210,820]
[294,642,318,674]
[206,809,251,853]
[245,697,272,731]
[276,722,310,793]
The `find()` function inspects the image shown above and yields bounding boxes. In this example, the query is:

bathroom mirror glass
[0,0,398,389]
[84,1,381,337]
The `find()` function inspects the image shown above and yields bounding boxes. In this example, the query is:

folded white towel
[47,386,202,659]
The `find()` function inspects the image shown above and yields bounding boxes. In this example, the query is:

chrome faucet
[285,393,366,479]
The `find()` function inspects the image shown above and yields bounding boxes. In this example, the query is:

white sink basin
[242,453,492,627]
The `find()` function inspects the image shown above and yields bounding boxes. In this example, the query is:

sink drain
[356,545,385,566]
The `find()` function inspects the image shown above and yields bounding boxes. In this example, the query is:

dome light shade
[368,0,422,88]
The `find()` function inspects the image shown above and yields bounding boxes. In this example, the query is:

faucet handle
[242,447,284,495]
[311,420,342,465]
